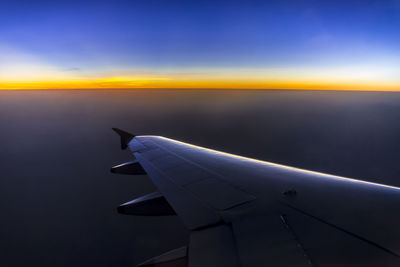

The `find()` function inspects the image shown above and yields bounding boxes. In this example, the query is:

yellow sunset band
[1,78,399,91]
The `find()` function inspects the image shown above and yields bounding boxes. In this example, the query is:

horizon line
[1,88,400,92]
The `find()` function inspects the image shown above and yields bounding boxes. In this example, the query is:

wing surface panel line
[135,151,253,214]
[134,152,223,228]
[282,202,400,258]
[280,215,314,267]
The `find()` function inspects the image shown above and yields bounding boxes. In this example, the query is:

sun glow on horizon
[1,47,399,91]
[1,59,399,91]
[1,78,399,91]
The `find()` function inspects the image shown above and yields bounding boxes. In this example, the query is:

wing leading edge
[111,129,400,267]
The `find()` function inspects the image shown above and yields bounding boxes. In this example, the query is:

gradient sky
[1,0,400,90]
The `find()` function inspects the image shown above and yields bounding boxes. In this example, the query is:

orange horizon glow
[1,78,399,91]
[2,45,399,92]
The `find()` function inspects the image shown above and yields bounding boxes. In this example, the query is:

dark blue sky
[1,0,399,89]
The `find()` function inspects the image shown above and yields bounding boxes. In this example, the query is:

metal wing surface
[112,129,400,267]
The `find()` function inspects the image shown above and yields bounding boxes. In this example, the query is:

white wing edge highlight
[145,136,400,192]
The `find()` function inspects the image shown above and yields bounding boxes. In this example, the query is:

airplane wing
[111,128,400,267]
